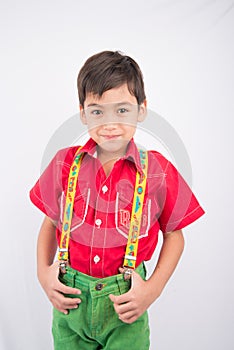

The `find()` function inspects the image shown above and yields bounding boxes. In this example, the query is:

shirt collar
[78,138,144,175]
[78,137,97,157]
[123,138,145,175]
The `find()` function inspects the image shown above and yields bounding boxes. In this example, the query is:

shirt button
[95,219,102,228]
[102,185,108,194]
[94,255,100,264]
[95,283,104,291]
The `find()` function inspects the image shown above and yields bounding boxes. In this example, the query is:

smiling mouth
[101,135,121,139]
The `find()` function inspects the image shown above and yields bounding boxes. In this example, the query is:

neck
[96,145,128,165]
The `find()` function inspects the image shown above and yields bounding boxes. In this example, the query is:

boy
[30,51,204,349]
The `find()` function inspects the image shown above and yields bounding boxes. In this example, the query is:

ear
[79,105,88,125]
[137,99,147,123]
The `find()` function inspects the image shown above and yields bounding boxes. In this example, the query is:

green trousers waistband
[59,263,146,297]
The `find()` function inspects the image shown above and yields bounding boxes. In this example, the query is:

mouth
[100,135,121,140]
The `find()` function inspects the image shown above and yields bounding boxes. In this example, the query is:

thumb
[130,269,143,289]
[118,267,125,274]
[109,294,116,302]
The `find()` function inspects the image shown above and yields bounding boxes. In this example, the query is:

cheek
[122,125,136,135]
[86,122,99,134]
[88,129,98,141]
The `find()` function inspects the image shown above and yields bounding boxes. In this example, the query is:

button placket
[90,179,112,276]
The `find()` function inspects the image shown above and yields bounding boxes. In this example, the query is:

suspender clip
[59,261,67,274]
[122,267,133,280]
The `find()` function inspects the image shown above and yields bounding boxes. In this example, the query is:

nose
[101,111,119,129]
[103,122,117,130]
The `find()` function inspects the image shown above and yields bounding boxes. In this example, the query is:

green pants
[52,263,150,349]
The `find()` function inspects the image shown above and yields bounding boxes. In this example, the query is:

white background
[1,0,233,349]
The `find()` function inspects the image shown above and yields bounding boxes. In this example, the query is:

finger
[50,290,80,304]
[119,309,136,321]
[109,294,115,302]
[109,292,131,305]
[56,281,81,295]
[51,291,81,310]
[63,297,81,308]
[55,304,77,315]
[52,296,71,314]
[56,306,69,315]
[130,270,143,289]
[51,261,62,276]
[119,314,138,324]
[115,301,133,315]
[118,267,125,274]
[56,292,81,307]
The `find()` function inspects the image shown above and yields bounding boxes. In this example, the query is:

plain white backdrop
[1,1,233,349]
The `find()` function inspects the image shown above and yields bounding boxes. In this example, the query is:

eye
[91,109,103,116]
[117,107,128,114]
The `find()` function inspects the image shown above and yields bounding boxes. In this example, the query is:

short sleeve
[29,150,65,221]
[157,159,205,233]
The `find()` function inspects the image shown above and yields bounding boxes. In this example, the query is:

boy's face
[80,84,146,156]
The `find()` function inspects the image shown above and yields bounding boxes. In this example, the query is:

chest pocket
[115,181,151,240]
[59,185,90,231]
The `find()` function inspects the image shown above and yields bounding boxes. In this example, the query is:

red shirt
[30,138,204,277]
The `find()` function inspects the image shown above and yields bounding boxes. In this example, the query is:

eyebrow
[86,103,102,108]
[86,102,136,108]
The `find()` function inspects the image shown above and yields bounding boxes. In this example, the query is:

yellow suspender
[58,147,84,262]
[58,147,148,270]
[123,149,148,269]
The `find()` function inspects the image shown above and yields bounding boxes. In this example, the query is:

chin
[99,139,128,153]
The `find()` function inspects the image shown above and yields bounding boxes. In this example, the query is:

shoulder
[147,150,170,176]
[52,145,81,168]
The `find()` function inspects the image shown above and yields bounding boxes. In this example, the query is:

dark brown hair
[77,51,146,107]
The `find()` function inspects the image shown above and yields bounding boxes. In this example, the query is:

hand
[109,268,153,324]
[39,261,82,314]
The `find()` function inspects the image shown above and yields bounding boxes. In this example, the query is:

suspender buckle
[59,261,67,274]
[122,267,133,280]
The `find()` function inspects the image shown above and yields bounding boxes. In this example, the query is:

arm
[109,229,185,324]
[37,216,82,314]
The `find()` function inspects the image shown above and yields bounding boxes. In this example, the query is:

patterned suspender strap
[123,149,148,273]
[57,146,84,269]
